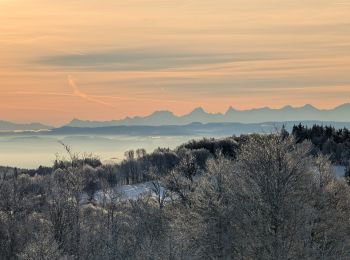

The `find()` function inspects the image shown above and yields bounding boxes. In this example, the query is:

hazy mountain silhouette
[0,120,52,131]
[39,121,350,137]
[66,103,350,127]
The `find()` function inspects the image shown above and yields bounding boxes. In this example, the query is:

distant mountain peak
[302,104,317,110]
[282,105,293,110]
[335,103,350,109]
[70,118,84,123]
[150,110,175,116]
[61,103,350,127]
[225,106,236,114]
[189,107,206,115]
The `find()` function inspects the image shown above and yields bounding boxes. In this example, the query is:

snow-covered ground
[80,165,347,205]
[333,165,346,178]
[81,181,168,205]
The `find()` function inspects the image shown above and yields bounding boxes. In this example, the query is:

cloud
[67,75,115,107]
[3,91,74,97]
[36,47,282,71]
[66,76,192,104]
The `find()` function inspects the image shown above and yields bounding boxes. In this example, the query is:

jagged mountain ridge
[66,103,350,127]
[0,120,53,131]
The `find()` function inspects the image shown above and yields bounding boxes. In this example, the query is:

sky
[0,0,350,126]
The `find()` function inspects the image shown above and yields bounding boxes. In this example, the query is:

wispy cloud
[3,84,193,104]
[67,75,115,107]
[334,1,350,5]
[4,91,74,97]
[35,47,259,71]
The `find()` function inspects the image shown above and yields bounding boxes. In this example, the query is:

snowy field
[81,181,169,204]
[333,165,346,178]
[81,165,347,204]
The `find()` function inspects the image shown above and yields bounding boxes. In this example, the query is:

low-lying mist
[0,134,199,169]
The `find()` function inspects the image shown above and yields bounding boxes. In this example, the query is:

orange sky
[0,0,350,126]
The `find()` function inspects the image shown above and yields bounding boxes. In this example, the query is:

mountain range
[0,120,52,131]
[66,104,350,127]
[1,104,350,131]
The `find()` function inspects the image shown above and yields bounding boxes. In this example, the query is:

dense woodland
[1,125,350,259]
[292,124,350,165]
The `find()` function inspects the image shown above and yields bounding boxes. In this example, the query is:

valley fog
[0,134,199,169]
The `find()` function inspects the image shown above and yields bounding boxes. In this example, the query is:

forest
[1,125,350,259]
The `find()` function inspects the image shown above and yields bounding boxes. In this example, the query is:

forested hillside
[292,124,350,165]
[1,128,350,259]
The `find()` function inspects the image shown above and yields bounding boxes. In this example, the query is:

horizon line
[2,102,350,127]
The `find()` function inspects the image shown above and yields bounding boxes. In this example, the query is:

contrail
[4,91,74,97]
[4,89,137,102]
[4,89,193,104]
[67,75,115,107]
[4,77,195,105]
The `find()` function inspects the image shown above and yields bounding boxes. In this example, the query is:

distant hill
[0,120,52,131]
[65,104,350,127]
[48,121,350,137]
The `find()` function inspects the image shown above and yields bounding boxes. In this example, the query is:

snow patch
[333,165,346,178]
[81,181,168,205]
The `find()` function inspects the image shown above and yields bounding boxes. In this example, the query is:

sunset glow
[1,0,350,125]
